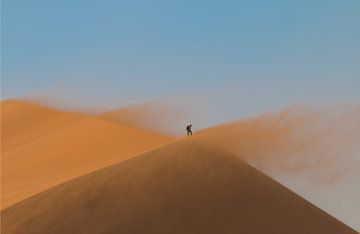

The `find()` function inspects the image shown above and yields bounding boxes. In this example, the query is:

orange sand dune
[1,100,86,153]
[1,101,174,209]
[2,140,356,234]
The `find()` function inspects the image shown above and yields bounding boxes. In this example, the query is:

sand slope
[1,101,174,209]
[2,140,356,234]
[1,100,85,153]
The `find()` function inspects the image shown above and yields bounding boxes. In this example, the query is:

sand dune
[1,100,85,153]
[1,100,358,233]
[1,101,174,209]
[2,140,356,234]
[99,103,360,230]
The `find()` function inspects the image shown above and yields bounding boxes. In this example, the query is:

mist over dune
[97,102,186,136]
[198,104,360,174]
[2,141,357,234]
[196,103,360,230]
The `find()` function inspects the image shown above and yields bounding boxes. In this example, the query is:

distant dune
[97,102,184,135]
[2,140,356,234]
[1,100,85,152]
[1,101,174,209]
[97,104,156,129]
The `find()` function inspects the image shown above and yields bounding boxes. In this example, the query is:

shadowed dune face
[1,101,174,209]
[1,141,356,234]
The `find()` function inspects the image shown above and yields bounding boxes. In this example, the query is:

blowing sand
[1,100,358,233]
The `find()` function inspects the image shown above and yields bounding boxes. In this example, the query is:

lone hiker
[186,124,193,136]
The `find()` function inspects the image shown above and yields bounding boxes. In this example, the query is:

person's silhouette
[186,124,193,136]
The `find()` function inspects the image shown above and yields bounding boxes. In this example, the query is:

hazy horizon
[2,0,360,119]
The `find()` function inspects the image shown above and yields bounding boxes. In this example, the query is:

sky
[2,0,360,119]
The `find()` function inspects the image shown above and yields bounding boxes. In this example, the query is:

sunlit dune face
[1,101,175,209]
[1,100,86,153]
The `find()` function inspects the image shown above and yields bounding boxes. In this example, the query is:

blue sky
[2,0,360,116]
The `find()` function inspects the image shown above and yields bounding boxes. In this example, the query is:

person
[186,124,193,136]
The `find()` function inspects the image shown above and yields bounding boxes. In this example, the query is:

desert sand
[1,100,174,209]
[1,100,357,234]
[1,100,85,153]
[2,140,356,234]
